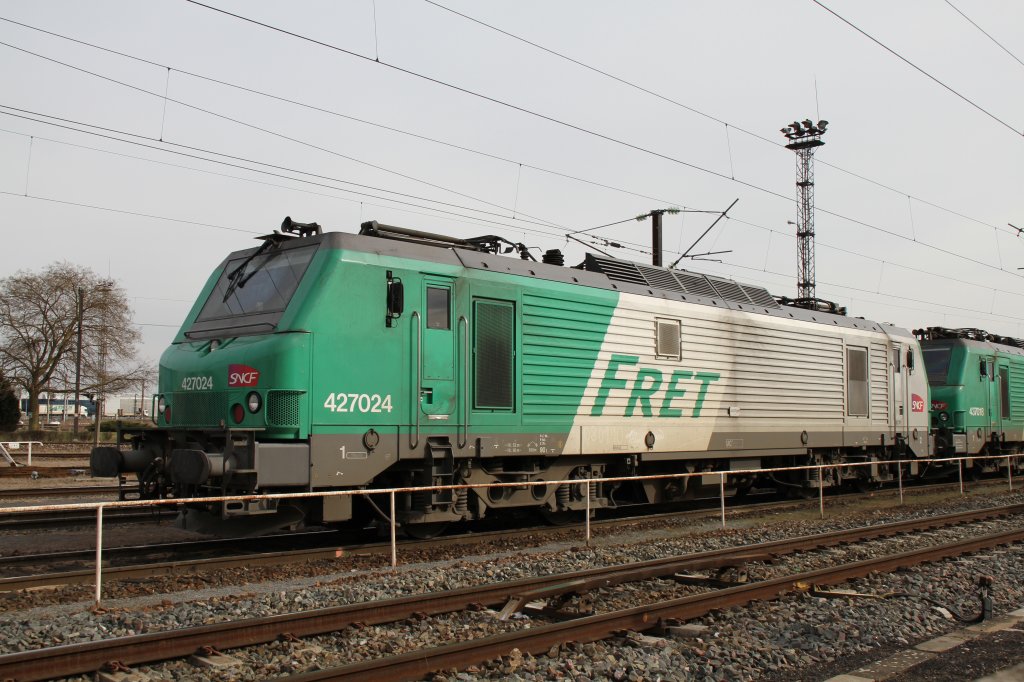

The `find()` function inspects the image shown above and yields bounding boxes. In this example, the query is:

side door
[891,343,906,439]
[419,277,457,419]
[997,361,1010,438]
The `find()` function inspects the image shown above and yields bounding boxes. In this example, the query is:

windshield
[196,244,317,322]
[922,345,953,384]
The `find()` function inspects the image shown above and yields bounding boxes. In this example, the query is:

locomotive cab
[918,327,1024,463]
[92,219,328,529]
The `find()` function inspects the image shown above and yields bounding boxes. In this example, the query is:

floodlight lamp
[790,121,802,132]
[818,120,828,130]
[780,127,791,135]
[802,119,813,128]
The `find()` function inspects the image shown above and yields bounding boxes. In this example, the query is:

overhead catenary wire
[0,39,568,233]
[6,179,1024,328]
[2,11,1024,307]
[943,0,1024,71]
[727,215,1024,301]
[0,113,655,255]
[414,3,1021,237]
[4,101,1022,304]
[1,13,1019,244]
[812,0,1022,137]
[172,1,1024,268]
[0,106,568,236]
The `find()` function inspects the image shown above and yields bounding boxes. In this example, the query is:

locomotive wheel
[403,522,450,539]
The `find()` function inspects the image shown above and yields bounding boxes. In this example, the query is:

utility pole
[781,119,828,302]
[73,287,84,438]
[636,208,680,266]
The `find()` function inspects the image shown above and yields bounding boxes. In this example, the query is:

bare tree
[0,263,140,430]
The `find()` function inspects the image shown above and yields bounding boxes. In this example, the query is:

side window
[655,319,681,360]
[847,347,869,417]
[426,287,450,330]
[892,346,901,371]
[473,300,515,410]
[1000,368,1010,419]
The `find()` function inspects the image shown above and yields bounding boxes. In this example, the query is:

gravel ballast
[2,482,1023,680]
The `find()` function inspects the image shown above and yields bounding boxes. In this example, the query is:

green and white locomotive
[92,219,931,533]
[919,327,1024,462]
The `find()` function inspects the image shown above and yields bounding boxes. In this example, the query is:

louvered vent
[656,319,681,359]
[586,256,647,285]
[708,278,752,304]
[675,271,718,298]
[636,265,686,293]
[741,285,781,308]
[585,254,777,308]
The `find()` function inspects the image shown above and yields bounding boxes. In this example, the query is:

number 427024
[323,393,393,413]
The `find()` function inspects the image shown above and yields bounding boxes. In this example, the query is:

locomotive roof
[919,336,1024,358]
[235,228,907,337]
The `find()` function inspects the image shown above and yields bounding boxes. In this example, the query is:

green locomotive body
[93,220,931,532]
[919,328,1024,459]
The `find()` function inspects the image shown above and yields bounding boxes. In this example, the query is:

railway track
[0,507,175,531]
[0,485,120,499]
[0,480,1007,592]
[0,498,778,591]
[1,503,1020,681]
[0,466,91,479]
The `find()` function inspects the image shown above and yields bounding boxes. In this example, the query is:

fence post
[27,441,33,466]
[818,467,825,519]
[585,475,591,547]
[719,473,726,528]
[897,461,904,505]
[94,505,103,606]
[1009,455,1015,492]
[958,459,964,496]
[389,491,397,569]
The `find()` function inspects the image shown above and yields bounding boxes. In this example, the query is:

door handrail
[411,311,421,451]
[458,315,468,449]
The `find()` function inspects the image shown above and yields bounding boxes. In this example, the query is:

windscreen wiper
[222,240,276,302]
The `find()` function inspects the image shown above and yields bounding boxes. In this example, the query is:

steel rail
[289,525,1024,682]
[0,466,88,478]
[0,507,175,531]
[1,503,1021,681]
[0,485,120,499]
[0,489,1000,592]
[1,452,91,460]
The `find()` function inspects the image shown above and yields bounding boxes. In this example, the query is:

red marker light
[231,403,245,424]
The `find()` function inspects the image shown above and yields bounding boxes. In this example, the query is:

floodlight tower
[780,119,828,302]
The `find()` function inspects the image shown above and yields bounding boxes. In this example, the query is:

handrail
[458,315,469,449]
[1,441,43,466]
[410,311,421,451]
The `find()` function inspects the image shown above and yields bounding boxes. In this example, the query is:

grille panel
[170,391,227,427]
[742,284,781,308]
[268,391,303,427]
[675,271,719,298]
[636,265,686,293]
[586,256,647,285]
[474,300,515,409]
[707,278,751,304]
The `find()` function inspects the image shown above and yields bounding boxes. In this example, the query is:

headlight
[247,392,262,413]
[939,411,950,423]
[157,396,166,414]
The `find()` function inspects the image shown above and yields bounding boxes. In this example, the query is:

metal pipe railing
[0,453,1017,606]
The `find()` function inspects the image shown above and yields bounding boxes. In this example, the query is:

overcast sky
[1,0,1022,367]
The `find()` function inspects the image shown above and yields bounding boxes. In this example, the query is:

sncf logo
[228,364,260,387]
[911,394,925,413]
